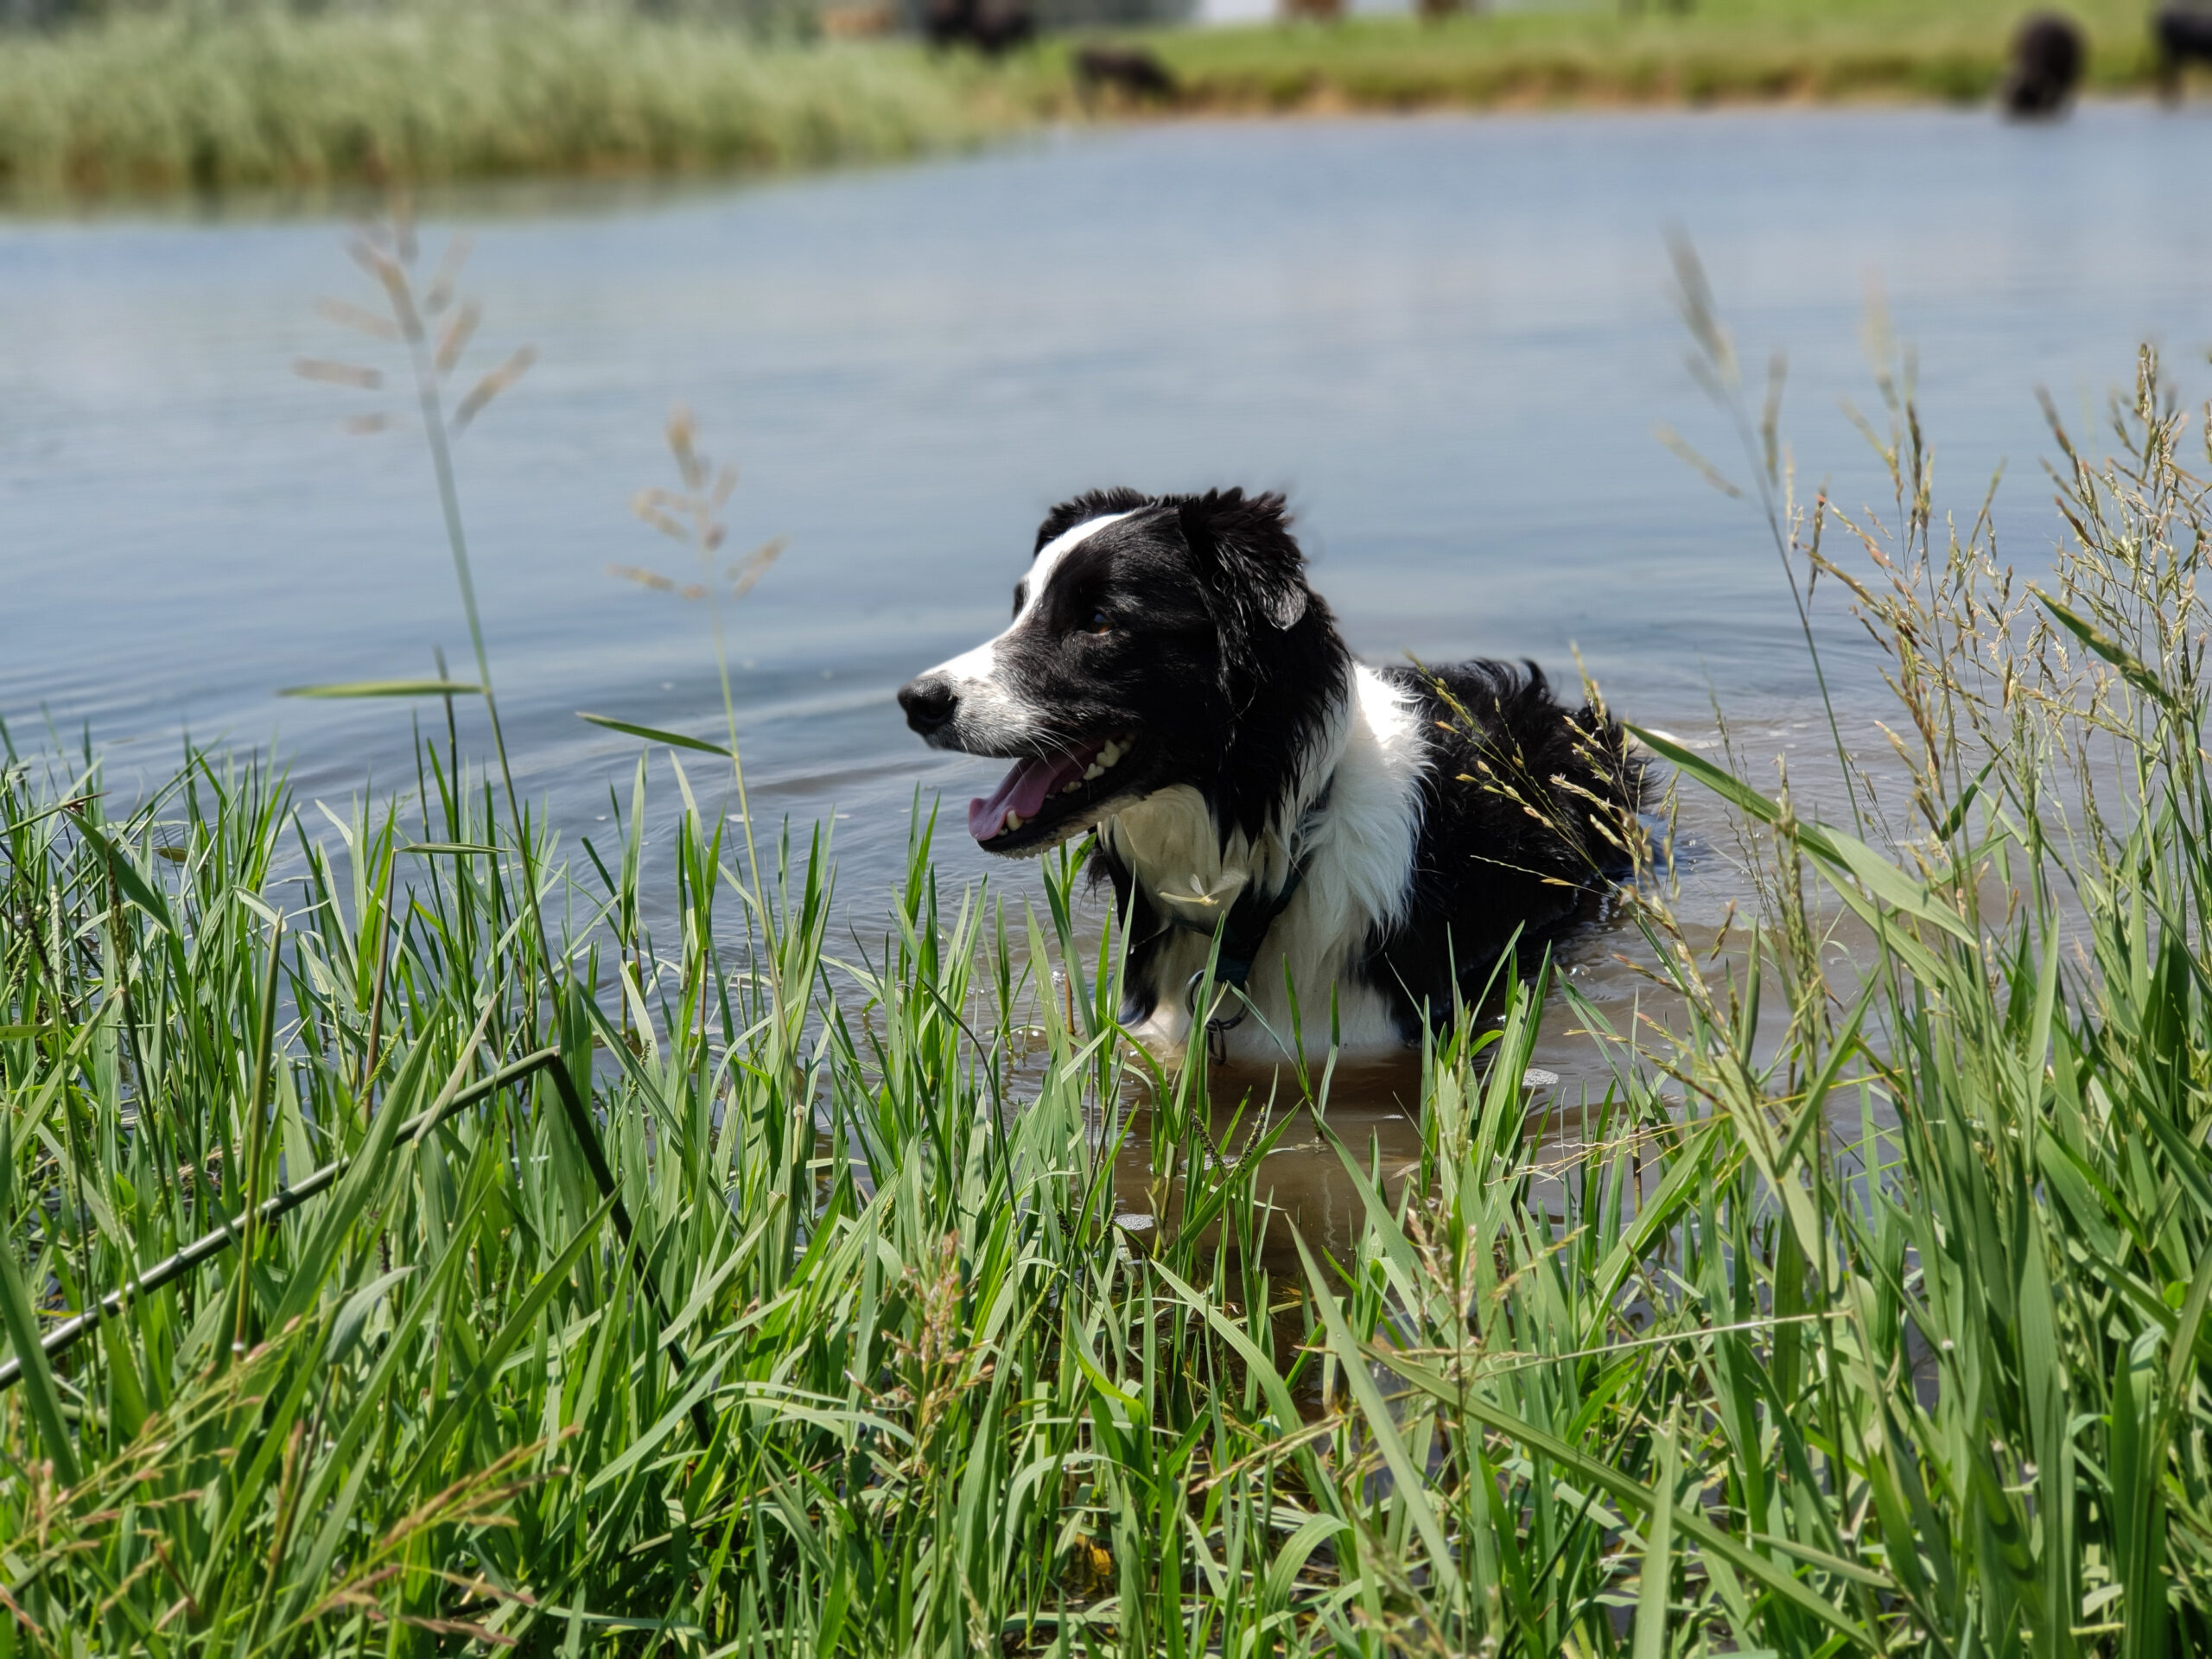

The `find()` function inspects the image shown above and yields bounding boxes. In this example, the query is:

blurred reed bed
[0,4,1007,196]
[3,217,2212,1653]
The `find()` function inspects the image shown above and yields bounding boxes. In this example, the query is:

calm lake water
[6,105,2211,1226]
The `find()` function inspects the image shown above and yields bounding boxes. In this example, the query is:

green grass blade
[1632,1416,1681,1659]
[0,1120,79,1487]
[1293,1231,1463,1606]
[279,678,485,698]
[575,713,733,757]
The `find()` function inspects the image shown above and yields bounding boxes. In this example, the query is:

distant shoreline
[1065,79,2190,120]
[0,4,2197,200]
[1048,3,2183,120]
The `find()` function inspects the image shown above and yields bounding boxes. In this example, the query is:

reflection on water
[1091,1035,1671,1271]
[5,105,2209,1223]
[1111,1054,1428,1273]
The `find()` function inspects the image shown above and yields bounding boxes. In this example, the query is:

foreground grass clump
[6,232,2212,1644]
[0,8,1001,196]
[1103,0,2169,111]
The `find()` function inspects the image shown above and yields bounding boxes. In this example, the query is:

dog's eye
[1084,609,1111,635]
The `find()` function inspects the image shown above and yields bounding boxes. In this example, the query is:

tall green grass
[0,6,1003,196]
[4,225,2212,1652]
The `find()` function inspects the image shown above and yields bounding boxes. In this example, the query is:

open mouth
[968,734,1138,853]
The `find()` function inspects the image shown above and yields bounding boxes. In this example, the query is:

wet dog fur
[897,487,1640,1059]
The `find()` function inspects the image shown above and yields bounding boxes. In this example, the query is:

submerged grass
[0,7,1003,197]
[6,224,2212,1651]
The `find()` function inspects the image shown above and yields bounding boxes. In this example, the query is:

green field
[1100,0,2172,111]
[5,230,2212,1652]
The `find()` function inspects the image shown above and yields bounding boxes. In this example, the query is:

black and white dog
[897,488,1640,1060]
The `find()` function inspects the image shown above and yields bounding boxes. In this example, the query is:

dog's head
[898,487,1348,855]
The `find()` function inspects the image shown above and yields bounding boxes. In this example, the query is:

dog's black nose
[899,675,958,737]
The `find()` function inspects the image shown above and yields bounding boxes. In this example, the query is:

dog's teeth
[1098,740,1125,768]
[1061,780,1082,794]
[1005,811,1023,831]
[1083,763,1105,781]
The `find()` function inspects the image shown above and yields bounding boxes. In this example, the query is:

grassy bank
[7,232,2212,1652]
[1103,0,2171,112]
[1,0,2194,200]
[0,8,1001,196]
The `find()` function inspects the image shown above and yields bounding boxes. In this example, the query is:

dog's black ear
[1178,489,1310,635]
[1034,487,1154,555]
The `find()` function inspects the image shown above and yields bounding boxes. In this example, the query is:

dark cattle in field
[2157,4,2212,99]
[2000,12,2085,118]
[923,0,1034,56]
[1073,45,1179,103]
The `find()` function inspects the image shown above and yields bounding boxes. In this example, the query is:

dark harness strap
[1170,776,1333,1060]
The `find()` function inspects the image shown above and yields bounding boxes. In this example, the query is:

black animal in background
[923,0,1034,56]
[2001,11,2086,118]
[1073,45,1179,104]
[2157,3,2212,99]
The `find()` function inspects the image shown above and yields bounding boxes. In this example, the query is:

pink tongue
[969,742,1102,842]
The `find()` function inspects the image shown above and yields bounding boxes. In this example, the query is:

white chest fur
[1099,664,1427,1061]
